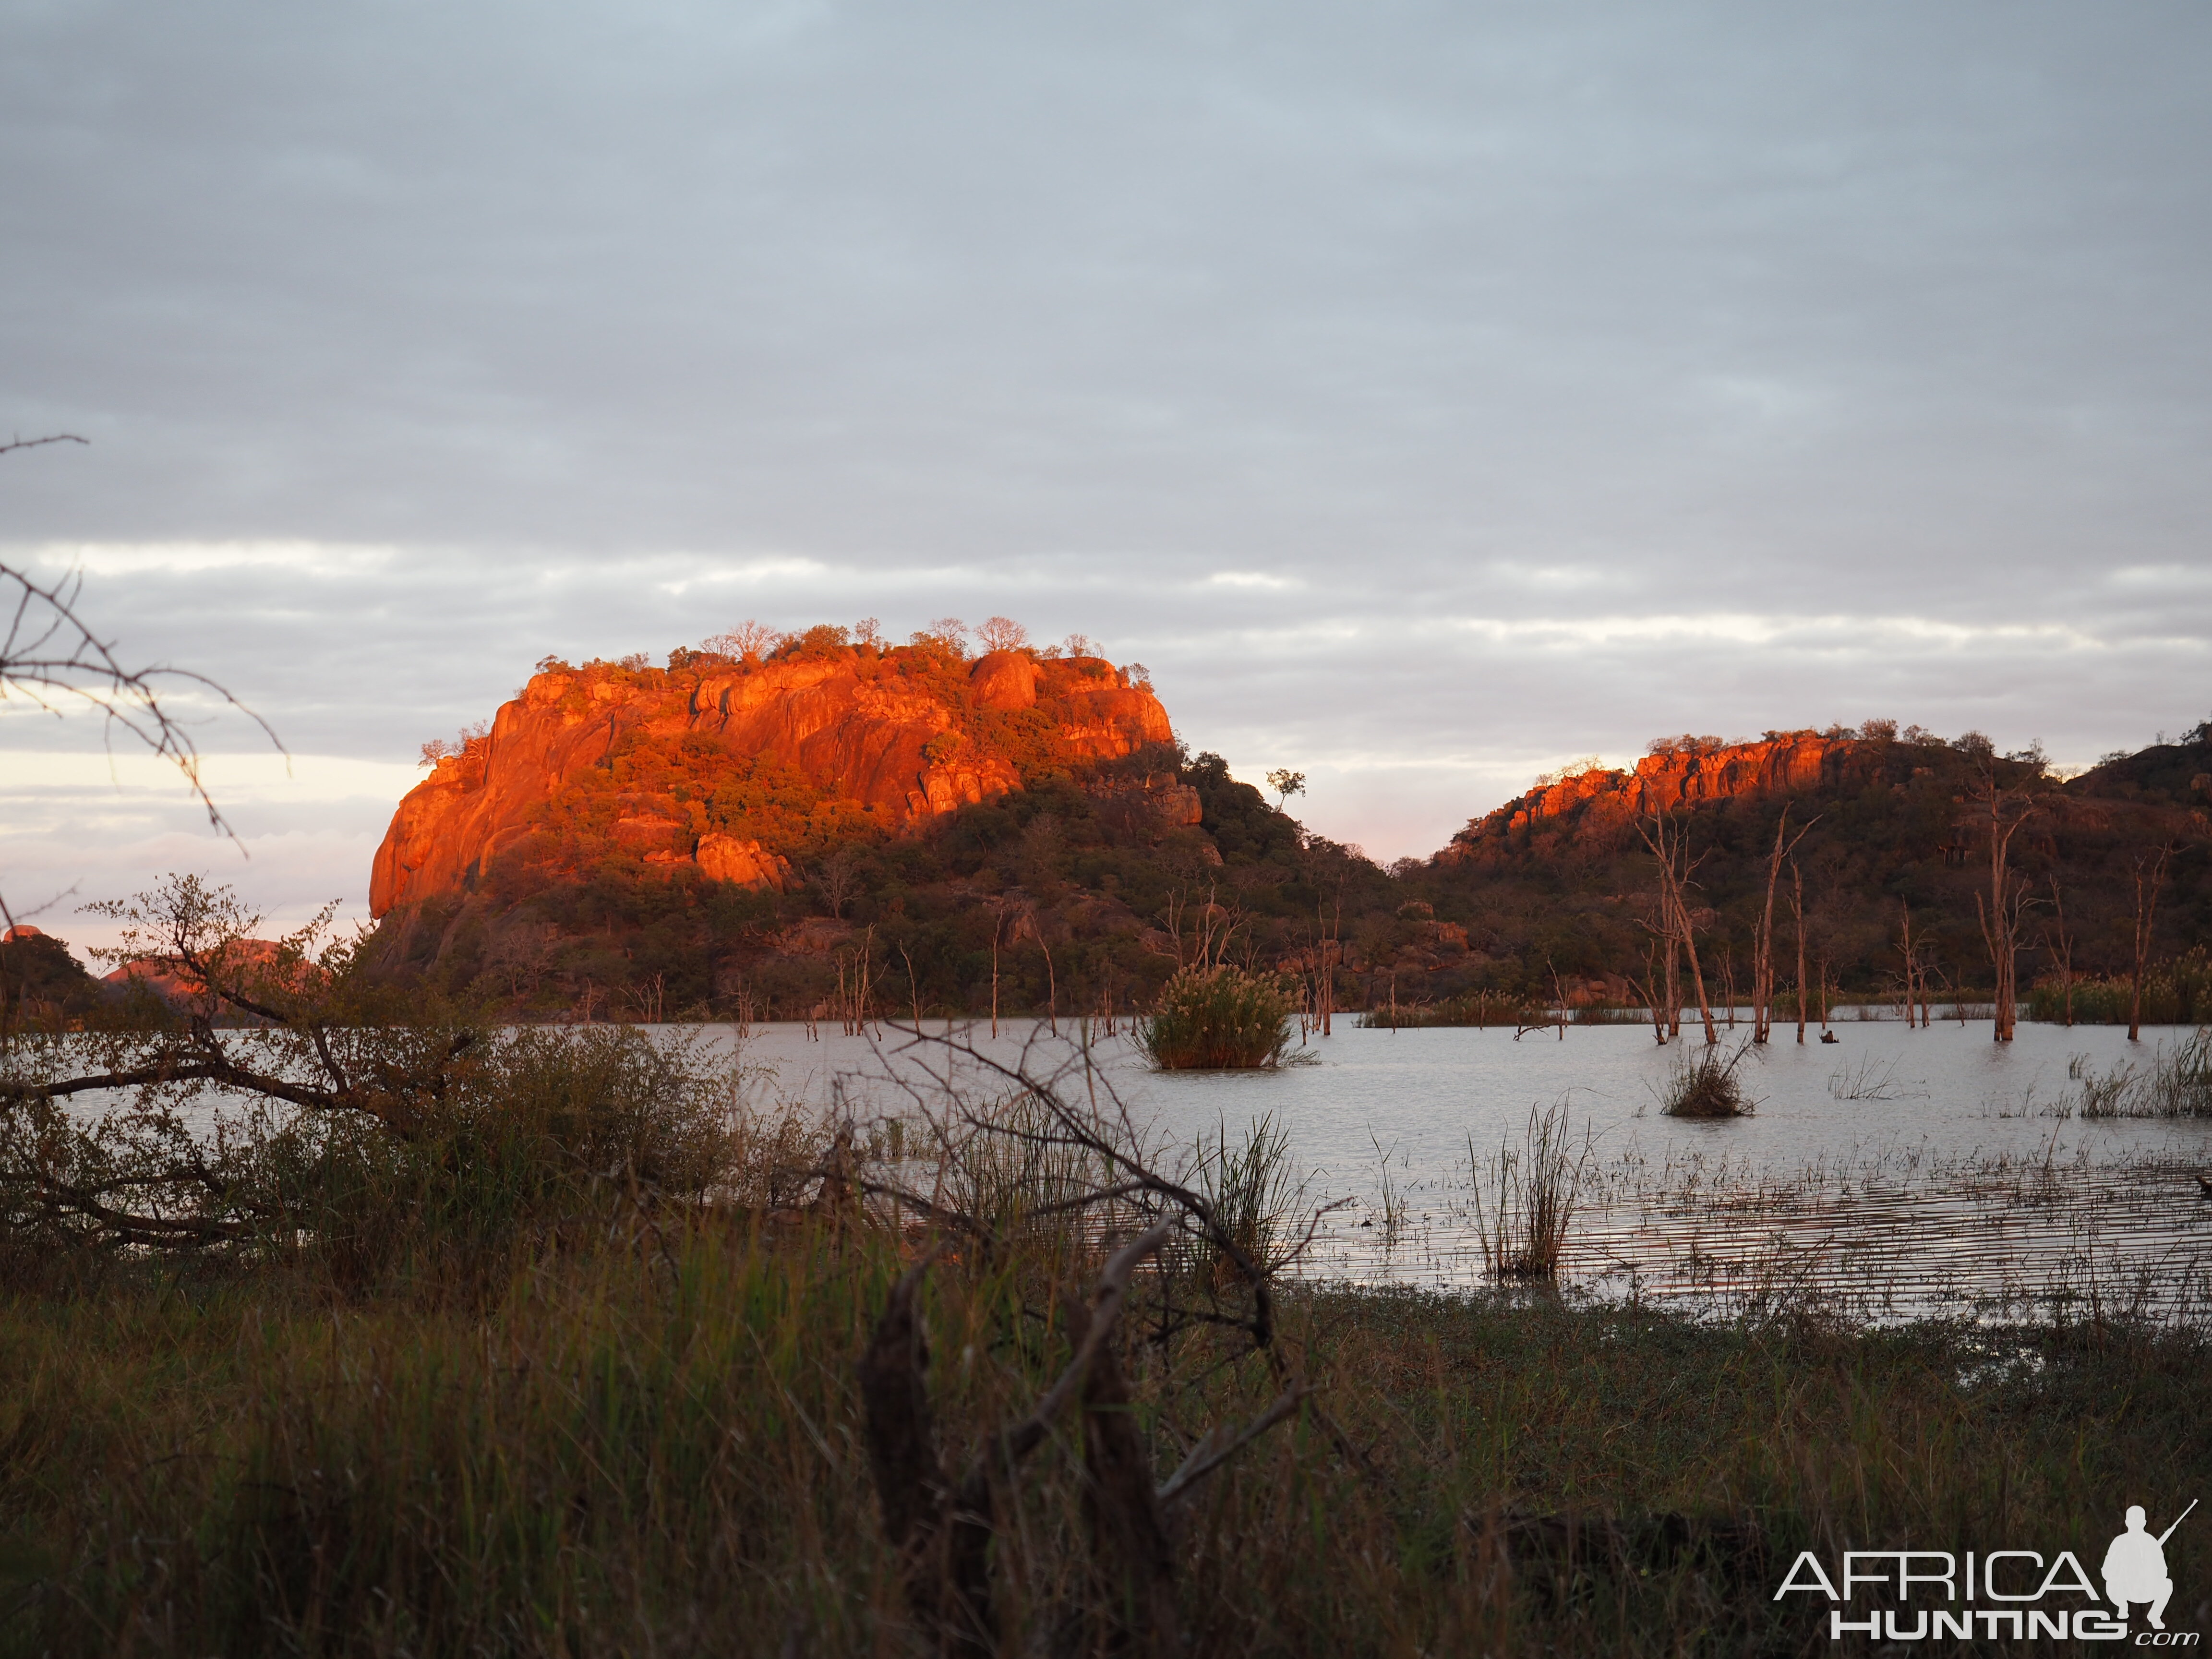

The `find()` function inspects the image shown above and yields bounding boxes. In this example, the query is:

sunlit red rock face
[1443,734,1867,860]
[370,646,1174,916]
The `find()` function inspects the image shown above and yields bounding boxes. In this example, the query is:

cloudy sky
[4,0,2209,951]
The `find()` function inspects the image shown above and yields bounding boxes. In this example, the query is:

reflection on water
[727,1015,2212,1323]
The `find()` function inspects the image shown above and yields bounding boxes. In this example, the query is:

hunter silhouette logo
[1775,1498,2199,1643]
[2106,1501,2196,1632]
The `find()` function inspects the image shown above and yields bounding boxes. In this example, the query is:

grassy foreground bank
[3,882,2204,1656]
[1,1228,2205,1657]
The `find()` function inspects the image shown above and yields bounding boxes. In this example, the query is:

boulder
[697,834,791,891]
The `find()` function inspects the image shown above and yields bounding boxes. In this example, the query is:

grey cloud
[2,0,2208,909]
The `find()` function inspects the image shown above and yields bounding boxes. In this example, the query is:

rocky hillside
[360,649,2212,1024]
[1445,732,1871,859]
[372,629,1173,916]
[1412,721,2211,1010]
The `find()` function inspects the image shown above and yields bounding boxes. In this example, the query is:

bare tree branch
[0,436,285,905]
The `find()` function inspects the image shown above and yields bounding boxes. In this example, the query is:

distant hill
[0,926,103,1024]
[365,625,1287,1017]
[1406,721,2211,1012]
[364,646,2212,1024]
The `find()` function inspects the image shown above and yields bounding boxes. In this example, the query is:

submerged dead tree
[1753,809,1815,1044]
[2128,845,2172,1042]
[1791,863,1808,1046]
[1897,902,1933,1029]
[1970,768,2040,1043]
[1637,814,1716,1045]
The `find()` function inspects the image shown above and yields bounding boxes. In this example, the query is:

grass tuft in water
[2071,1027,2212,1118]
[1470,1099,1591,1280]
[1659,1041,1758,1118]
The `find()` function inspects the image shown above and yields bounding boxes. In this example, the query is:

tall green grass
[1469,1099,1590,1280]
[2,1231,2206,1656]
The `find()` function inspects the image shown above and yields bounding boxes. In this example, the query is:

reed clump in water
[1470,1099,1591,1279]
[1659,1042,1758,1118]
[2071,1027,2212,1118]
[1139,963,1294,1070]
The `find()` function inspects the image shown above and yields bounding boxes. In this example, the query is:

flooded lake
[733,1014,2212,1324]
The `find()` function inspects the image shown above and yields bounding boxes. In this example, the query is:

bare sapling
[1633,942,1667,1046]
[2044,878,2075,1029]
[988,900,1007,1038]
[2128,845,2172,1042]
[1792,862,1808,1045]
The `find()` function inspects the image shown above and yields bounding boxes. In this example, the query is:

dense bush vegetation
[1658,1044,1756,1118]
[2029,947,2212,1025]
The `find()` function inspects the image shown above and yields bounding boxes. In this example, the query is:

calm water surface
[727,1016,2212,1322]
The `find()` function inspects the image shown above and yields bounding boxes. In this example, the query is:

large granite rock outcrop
[371,647,1173,915]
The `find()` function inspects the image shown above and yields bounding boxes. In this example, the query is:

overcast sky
[4,0,2209,951]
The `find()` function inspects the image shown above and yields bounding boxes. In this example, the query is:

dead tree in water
[1633,942,1668,1045]
[1637,813,1717,1045]
[1791,862,1808,1045]
[1897,902,1933,1028]
[986,900,1009,1038]
[2042,878,2075,1030]
[1970,769,2039,1043]
[1753,810,1816,1044]
[1313,891,1342,1037]
[2128,845,2172,1042]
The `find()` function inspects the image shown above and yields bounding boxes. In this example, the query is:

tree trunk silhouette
[1791,862,1808,1046]
[1754,811,1815,1045]
[1971,770,2037,1043]
[2128,846,2171,1042]
[2044,878,2074,1030]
